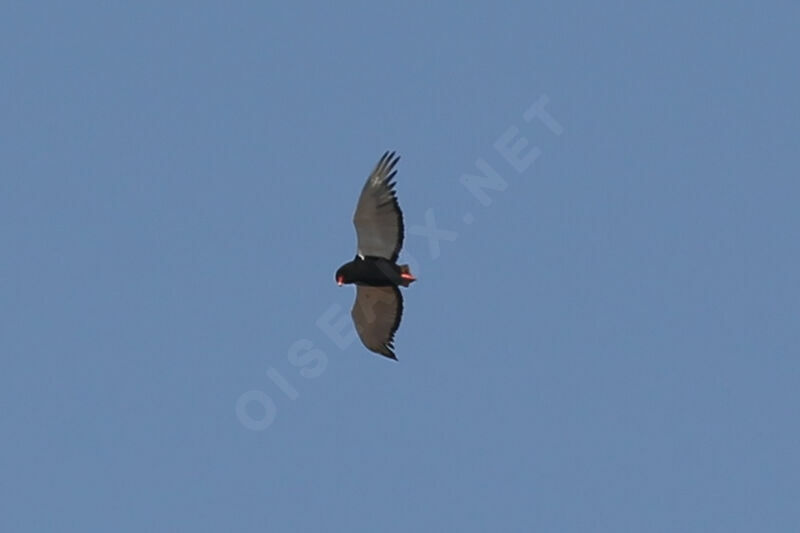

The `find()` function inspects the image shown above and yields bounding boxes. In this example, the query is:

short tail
[399,264,417,287]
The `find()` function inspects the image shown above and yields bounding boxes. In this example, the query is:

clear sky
[2,2,799,532]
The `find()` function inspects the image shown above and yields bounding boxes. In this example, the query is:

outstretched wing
[351,285,403,360]
[353,151,404,262]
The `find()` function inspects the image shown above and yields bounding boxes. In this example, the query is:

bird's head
[335,264,351,286]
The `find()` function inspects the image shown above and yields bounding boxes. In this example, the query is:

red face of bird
[335,265,348,286]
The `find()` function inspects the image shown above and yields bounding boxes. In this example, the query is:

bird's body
[337,256,415,287]
[335,152,415,360]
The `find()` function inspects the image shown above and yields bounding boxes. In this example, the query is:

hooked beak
[337,276,344,286]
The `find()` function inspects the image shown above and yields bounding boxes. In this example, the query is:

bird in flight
[335,151,416,360]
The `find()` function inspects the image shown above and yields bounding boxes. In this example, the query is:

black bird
[335,151,416,360]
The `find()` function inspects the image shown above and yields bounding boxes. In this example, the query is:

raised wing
[353,152,404,261]
[351,285,403,360]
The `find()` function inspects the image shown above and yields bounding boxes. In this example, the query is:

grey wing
[351,285,403,360]
[353,151,404,261]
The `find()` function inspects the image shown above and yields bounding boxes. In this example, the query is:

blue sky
[2,2,799,531]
